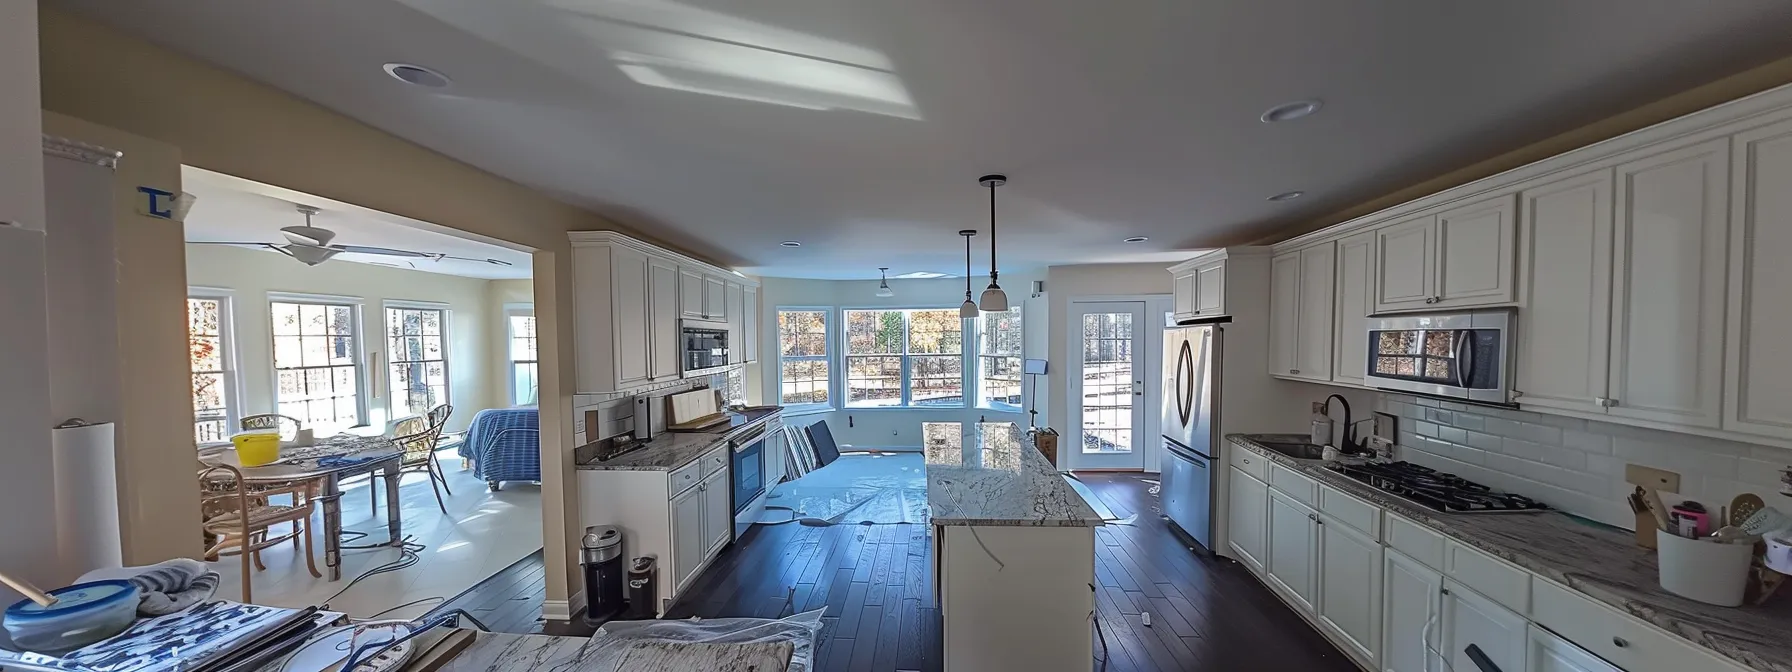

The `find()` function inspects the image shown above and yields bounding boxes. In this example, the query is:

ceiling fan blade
[436,255,516,266]
[330,244,435,258]
[189,241,283,247]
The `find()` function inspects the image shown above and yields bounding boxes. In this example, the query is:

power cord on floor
[318,529,429,613]
[365,596,445,620]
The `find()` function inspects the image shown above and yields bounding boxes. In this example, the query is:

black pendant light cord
[964,232,974,300]
[988,183,998,285]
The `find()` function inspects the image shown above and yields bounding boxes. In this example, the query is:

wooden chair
[395,404,454,514]
[198,463,320,604]
[240,414,303,441]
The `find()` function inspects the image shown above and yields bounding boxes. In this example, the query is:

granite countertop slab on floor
[1228,433,1792,672]
[577,408,780,471]
[433,630,791,672]
[926,422,1104,527]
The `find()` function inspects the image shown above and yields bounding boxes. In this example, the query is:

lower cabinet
[580,444,738,615]
[1382,549,1443,672]
[701,467,732,555]
[1227,465,1268,574]
[1529,625,1621,672]
[1441,579,1528,672]
[1265,488,1319,612]
[1316,515,1382,666]
[670,483,706,591]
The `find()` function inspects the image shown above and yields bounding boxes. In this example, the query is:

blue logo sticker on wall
[138,186,175,219]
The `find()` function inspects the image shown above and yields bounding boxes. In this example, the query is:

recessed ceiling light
[383,63,452,89]
[1123,236,1149,243]
[1260,99,1322,123]
[1267,191,1305,202]
[779,241,802,248]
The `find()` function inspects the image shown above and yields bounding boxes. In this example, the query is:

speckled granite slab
[1228,433,1792,672]
[432,631,793,671]
[927,423,1104,527]
[577,410,780,471]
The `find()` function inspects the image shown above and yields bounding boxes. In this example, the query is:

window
[187,294,238,443]
[508,307,538,406]
[978,307,1023,410]
[721,367,746,407]
[777,309,830,407]
[271,300,363,435]
[844,308,963,407]
[387,305,449,416]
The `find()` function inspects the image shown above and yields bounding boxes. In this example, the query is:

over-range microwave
[1363,309,1516,407]
[681,321,732,378]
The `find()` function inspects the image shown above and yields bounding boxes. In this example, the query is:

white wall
[486,278,533,408]
[185,244,497,433]
[756,274,1047,449]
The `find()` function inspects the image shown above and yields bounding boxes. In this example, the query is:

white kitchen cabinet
[1528,625,1620,672]
[1169,253,1239,321]
[1266,487,1319,613]
[1725,119,1792,440]
[1173,271,1196,317]
[648,258,681,382]
[725,282,744,361]
[701,466,732,555]
[1515,170,1614,416]
[611,247,652,387]
[743,285,760,364]
[1383,549,1444,672]
[705,275,728,321]
[679,267,707,320]
[1441,580,1528,672]
[1269,252,1301,377]
[1269,244,1335,383]
[1317,513,1382,667]
[1606,139,1730,429]
[1227,465,1268,576]
[1435,194,1518,307]
[670,481,706,591]
[1374,215,1437,312]
[1195,261,1225,315]
[1332,232,1373,386]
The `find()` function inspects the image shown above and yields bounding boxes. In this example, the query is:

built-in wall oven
[681,321,732,378]
[1364,309,1515,406]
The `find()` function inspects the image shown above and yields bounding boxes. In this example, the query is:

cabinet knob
[1440,587,1451,596]
[1424,297,1436,304]
[1612,637,1628,648]
[1242,458,1250,464]
[1290,369,1301,375]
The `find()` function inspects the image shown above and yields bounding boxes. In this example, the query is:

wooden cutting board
[668,388,719,425]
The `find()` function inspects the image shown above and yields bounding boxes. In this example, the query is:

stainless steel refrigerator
[1160,323,1220,551]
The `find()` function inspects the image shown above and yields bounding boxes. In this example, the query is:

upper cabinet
[1727,118,1792,441]
[1169,254,1231,321]
[679,268,706,320]
[742,285,760,364]
[610,247,653,388]
[1332,232,1374,387]
[1270,244,1335,383]
[648,258,682,382]
[725,282,745,361]
[1372,194,1517,314]
[1514,169,1614,417]
[705,276,729,321]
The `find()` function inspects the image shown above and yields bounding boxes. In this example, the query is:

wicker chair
[240,414,303,441]
[395,404,454,514]
[198,463,320,603]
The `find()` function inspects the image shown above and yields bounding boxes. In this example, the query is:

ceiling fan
[192,204,514,267]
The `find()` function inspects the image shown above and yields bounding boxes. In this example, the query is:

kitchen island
[927,422,1105,672]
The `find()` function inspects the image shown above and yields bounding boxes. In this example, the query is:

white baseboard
[542,590,586,623]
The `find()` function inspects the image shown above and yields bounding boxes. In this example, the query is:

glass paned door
[1072,301,1147,469]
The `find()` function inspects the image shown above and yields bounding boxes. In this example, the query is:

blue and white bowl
[4,580,141,653]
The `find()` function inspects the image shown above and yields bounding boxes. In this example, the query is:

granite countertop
[576,408,781,472]
[926,422,1104,527]
[1227,433,1792,672]
[431,630,790,671]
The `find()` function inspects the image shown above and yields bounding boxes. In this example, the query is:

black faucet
[1321,394,1366,455]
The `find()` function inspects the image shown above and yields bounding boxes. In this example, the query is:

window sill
[779,405,834,418]
[839,405,971,412]
[977,403,1025,414]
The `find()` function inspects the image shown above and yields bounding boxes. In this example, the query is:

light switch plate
[1624,464,1681,493]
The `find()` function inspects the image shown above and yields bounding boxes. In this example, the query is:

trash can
[580,526,625,624]
[625,556,657,619]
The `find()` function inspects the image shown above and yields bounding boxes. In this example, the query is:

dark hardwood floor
[435,473,1358,671]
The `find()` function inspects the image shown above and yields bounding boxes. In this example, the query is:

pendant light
[875,267,895,298]
[958,230,980,318]
[977,174,1010,311]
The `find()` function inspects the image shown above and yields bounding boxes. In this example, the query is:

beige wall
[35,7,724,608]
[485,279,535,408]
[1044,263,1173,434]
[186,244,499,434]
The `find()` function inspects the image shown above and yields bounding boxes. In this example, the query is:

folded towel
[79,559,221,616]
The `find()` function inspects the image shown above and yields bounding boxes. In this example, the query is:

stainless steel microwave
[680,322,731,378]
[1363,310,1515,406]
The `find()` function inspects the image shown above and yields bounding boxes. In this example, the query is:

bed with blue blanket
[458,407,540,491]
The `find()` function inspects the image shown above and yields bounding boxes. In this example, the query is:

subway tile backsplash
[1378,393,1790,529]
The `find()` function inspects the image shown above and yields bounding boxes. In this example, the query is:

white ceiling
[182,167,533,279]
[56,0,1792,280]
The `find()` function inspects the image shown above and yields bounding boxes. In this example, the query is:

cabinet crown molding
[1167,245,1274,273]
[568,230,757,287]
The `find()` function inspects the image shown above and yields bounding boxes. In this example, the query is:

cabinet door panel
[1333,232,1374,386]
[1317,516,1382,666]
[1270,252,1301,377]
[1441,581,1527,672]
[1608,139,1729,428]
[1374,216,1436,312]
[725,283,745,363]
[1265,488,1318,612]
[671,485,705,590]
[705,276,728,320]
[743,286,760,363]
[1174,272,1196,317]
[1435,194,1518,306]
[1517,171,1613,415]
[1227,466,1268,575]
[1528,625,1621,672]
[1195,262,1225,315]
[1727,119,1792,440]
[703,468,732,555]
[611,248,651,387]
[680,268,707,319]
[1383,550,1442,672]
[648,259,681,381]
[1295,244,1336,382]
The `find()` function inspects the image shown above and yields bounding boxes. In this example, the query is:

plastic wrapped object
[587,608,825,672]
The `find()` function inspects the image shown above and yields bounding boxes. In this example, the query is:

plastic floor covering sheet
[753,453,930,526]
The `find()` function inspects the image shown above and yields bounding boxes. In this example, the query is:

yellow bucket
[232,432,281,467]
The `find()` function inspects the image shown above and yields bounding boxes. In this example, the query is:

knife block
[1636,509,1659,549]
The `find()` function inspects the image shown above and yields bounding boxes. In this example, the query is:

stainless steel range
[1326,461,1547,514]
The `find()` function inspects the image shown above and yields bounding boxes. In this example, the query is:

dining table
[199,434,407,580]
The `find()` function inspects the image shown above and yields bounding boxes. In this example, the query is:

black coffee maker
[580,526,626,625]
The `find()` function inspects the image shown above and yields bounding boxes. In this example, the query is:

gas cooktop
[1325,461,1548,515]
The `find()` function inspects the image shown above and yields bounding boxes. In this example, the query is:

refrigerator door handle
[1176,339,1194,426]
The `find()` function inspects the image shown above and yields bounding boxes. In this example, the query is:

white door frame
[1063,295,1171,471]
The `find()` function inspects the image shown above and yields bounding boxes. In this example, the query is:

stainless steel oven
[681,321,731,377]
[1364,309,1515,406]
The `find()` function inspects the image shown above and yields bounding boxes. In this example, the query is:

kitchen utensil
[1739,506,1792,536]
[1629,489,1657,548]
[0,572,56,608]
[1671,501,1712,538]
[1731,494,1766,533]
[1640,488,1673,532]
[1709,526,1756,544]
[3,580,141,653]
[1657,529,1753,606]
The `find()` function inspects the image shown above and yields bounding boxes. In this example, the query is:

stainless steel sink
[1254,440,1326,460]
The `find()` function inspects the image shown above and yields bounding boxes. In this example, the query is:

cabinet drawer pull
[1290,369,1300,375]
[1612,637,1628,648]
[1242,458,1250,465]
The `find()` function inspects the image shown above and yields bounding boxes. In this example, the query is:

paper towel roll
[53,422,122,575]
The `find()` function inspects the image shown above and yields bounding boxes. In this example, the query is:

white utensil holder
[1656,529,1752,606]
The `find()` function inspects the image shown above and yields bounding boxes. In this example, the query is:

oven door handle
[1453,330,1473,389]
